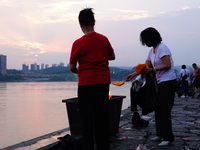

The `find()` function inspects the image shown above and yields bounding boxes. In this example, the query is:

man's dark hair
[192,63,197,66]
[181,65,186,69]
[140,27,162,47]
[78,8,95,26]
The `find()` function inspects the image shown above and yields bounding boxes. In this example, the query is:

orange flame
[109,91,112,99]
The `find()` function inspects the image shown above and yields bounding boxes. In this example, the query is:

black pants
[130,74,157,115]
[155,79,177,141]
[78,84,110,150]
[130,88,138,112]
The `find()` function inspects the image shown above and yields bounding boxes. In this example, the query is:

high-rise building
[22,64,29,73]
[52,64,57,67]
[0,54,7,75]
[59,63,64,67]
[41,63,44,70]
[30,63,37,71]
[45,64,49,69]
[30,64,35,71]
[37,65,40,70]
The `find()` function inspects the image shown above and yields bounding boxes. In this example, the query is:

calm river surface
[0,81,131,149]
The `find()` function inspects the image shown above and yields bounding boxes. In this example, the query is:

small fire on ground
[109,91,112,99]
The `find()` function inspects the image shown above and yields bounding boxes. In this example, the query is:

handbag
[182,70,187,80]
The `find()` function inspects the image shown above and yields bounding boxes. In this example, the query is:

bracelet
[153,67,156,72]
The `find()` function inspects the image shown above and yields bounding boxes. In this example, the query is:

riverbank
[2,96,200,150]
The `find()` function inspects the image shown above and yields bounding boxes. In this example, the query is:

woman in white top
[180,64,190,98]
[126,27,177,147]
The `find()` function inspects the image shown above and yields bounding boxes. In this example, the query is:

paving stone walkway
[110,97,200,150]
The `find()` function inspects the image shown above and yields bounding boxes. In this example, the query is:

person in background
[69,8,115,150]
[192,63,200,98]
[180,65,190,98]
[130,74,149,128]
[126,27,177,147]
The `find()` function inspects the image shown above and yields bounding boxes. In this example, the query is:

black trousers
[130,88,138,112]
[78,84,110,150]
[155,79,177,141]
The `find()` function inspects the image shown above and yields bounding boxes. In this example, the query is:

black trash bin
[62,95,126,137]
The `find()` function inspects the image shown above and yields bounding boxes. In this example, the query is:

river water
[0,81,131,149]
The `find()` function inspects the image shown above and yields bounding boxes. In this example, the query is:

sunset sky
[0,0,200,69]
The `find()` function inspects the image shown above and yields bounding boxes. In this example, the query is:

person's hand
[131,81,135,87]
[126,74,134,81]
[126,72,138,81]
[144,68,153,75]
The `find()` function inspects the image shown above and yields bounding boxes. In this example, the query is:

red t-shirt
[69,32,114,86]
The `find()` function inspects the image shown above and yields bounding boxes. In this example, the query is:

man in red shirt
[69,8,115,150]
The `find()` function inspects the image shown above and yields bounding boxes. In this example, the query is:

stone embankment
[111,97,200,150]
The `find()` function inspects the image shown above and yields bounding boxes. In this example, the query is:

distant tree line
[0,66,135,82]
[0,74,23,81]
[0,66,181,82]
[110,67,135,81]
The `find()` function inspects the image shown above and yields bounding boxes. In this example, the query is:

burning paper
[135,64,149,74]
[112,81,125,86]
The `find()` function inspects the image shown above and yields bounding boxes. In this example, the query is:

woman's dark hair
[140,27,162,47]
[78,8,95,26]
[181,65,186,69]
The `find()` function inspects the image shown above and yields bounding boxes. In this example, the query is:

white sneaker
[151,136,162,141]
[158,141,172,147]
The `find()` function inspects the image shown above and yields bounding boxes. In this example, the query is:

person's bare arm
[69,63,78,74]
[156,55,171,71]
[108,52,116,60]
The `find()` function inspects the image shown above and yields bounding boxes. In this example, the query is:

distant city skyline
[22,62,65,73]
[1,53,67,74]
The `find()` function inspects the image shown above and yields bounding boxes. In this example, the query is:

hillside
[1,66,194,82]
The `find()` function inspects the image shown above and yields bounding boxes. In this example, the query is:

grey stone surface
[110,97,200,150]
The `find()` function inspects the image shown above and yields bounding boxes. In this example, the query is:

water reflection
[0,83,7,134]
[0,81,130,149]
[0,82,78,149]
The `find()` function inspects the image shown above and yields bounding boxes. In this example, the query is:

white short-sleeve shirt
[146,42,177,84]
[180,69,190,81]
[133,75,146,92]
